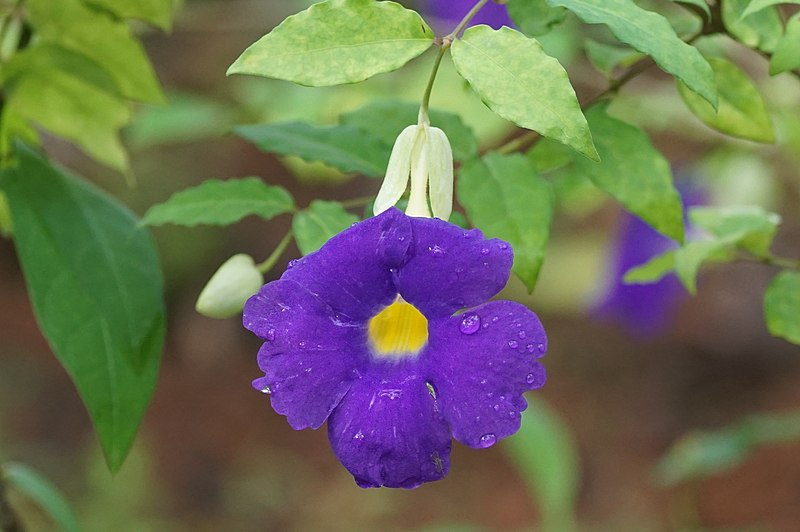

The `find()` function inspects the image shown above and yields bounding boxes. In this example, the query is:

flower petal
[328,363,451,488]
[244,279,367,429]
[282,207,412,320]
[396,219,513,318]
[426,300,546,448]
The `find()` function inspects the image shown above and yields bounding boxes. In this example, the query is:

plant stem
[0,474,22,532]
[741,252,800,271]
[256,230,294,274]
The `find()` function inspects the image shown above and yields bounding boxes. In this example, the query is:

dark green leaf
[678,57,775,143]
[764,271,800,344]
[452,26,598,160]
[235,122,390,177]
[584,39,642,76]
[85,0,174,30]
[2,462,80,532]
[143,177,295,227]
[722,0,783,52]
[340,100,478,162]
[507,0,568,36]
[770,13,800,75]
[623,250,676,284]
[293,200,359,255]
[227,0,434,86]
[547,0,717,107]
[458,152,554,291]
[2,144,165,472]
[504,401,580,531]
[576,106,684,242]
[27,0,164,103]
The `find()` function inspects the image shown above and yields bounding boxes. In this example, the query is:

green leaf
[672,0,711,20]
[0,191,12,237]
[504,401,580,532]
[451,26,597,160]
[507,0,568,36]
[235,122,390,177]
[576,106,684,242]
[84,0,174,30]
[1,145,165,472]
[689,205,781,255]
[678,57,775,143]
[458,152,554,292]
[623,250,676,284]
[227,0,434,86]
[2,48,132,173]
[26,0,164,103]
[2,462,80,532]
[722,0,783,52]
[764,271,800,344]
[547,0,717,107]
[741,0,800,20]
[584,39,643,76]
[673,240,731,294]
[143,177,295,227]
[770,13,800,75]
[292,200,359,255]
[340,100,478,162]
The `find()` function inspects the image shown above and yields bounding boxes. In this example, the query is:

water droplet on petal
[482,322,489,329]
[260,386,271,395]
[351,221,358,227]
[526,343,535,353]
[518,330,526,339]
[491,316,499,323]
[508,340,518,348]
[480,247,490,255]
[299,341,307,348]
[459,313,481,335]
[287,259,298,269]
[536,343,545,353]
[354,430,364,440]
[526,373,537,384]
[428,244,445,257]
[493,404,501,412]
[265,328,276,341]
[478,433,497,448]
[498,242,508,250]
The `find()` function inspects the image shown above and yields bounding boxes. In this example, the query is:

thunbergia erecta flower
[243,208,547,488]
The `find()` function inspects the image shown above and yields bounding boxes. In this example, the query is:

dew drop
[260,386,271,395]
[287,259,298,269]
[536,343,545,353]
[518,330,527,339]
[428,244,445,257]
[351,221,359,227]
[354,430,364,440]
[480,247,490,255]
[498,242,508,250]
[526,343,535,353]
[265,328,276,341]
[459,313,481,335]
[491,316,499,323]
[507,340,518,349]
[493,404,501,412]
[478,433,497,448]
[299,341,307,348]
[482,322,489,329]
[526,373,537,384]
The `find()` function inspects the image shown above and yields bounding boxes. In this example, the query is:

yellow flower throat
[368,297,428,358]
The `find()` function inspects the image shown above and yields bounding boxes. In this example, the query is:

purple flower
[243,208,546,488]
[422,0,512,31]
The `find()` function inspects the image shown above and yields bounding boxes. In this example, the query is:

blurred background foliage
[1,0,800,530]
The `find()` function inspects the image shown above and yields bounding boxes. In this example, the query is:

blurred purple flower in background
[592,182,706,337]
[421,0,512,31]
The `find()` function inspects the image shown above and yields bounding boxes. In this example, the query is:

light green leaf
[452,26,597,160]
[678,57,774,143]
[504,401,580,532]
[770,13,800,75]
[547,0,717,107]
[1,145,165,472]
[623,250,676,284]
[674,240,731,294]
[235,122,390,177]
[741,0,800,20]
[576,106,684,242]
[722,0,783,52]
[584,39,643,76]
[227,0,434,86]
[340,100,478,162]
[689,205,781,255]
[672,0,711,20]
[84,0,174,30]
[3,48,131,172]
[507,0,568,36]
[0,191,12,237]
[2,462,80,532]
[27,0,164,103]
[458,152,554,292]
[143,177,295,227]
[293,200,359,255]
[764,271,800,344]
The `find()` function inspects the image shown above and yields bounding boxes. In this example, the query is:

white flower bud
[426,126,454,221]
[373,125,419,216]
[196,254,263,319]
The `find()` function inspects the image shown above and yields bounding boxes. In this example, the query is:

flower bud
[374,125,418,216]
[196,254,263,319]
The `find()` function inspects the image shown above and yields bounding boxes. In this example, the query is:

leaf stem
[256,230,294,273]
[740,252,800,271]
